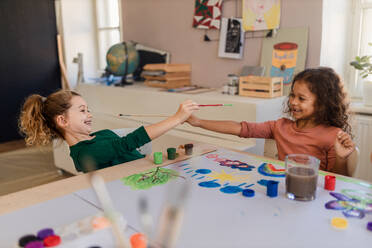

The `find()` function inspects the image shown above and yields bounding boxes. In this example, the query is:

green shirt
[69,127,151,172]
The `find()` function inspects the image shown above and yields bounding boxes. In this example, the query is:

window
[95,0,122,70]
[348,0,372,98]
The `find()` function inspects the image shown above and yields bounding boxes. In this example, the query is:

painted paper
[122,167,182,190]
[260,27,308,94]
[193,0,223,29]
[325,191,372,219]
[242,0,281,31]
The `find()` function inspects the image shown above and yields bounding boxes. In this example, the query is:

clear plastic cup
[285,154,320,201]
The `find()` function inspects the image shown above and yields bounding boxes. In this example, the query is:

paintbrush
[198,104,233,107]
[118,113,170,118]
[90,174,131,248]
[138,196,154,246]
[154,178,191,248]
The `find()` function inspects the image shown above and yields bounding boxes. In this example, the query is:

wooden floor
[0,140,26,153]
[0,141,72,196]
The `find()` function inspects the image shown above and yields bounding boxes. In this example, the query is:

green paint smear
[121,167,180,190]
[341,189,372,204]
[256,157,372,189]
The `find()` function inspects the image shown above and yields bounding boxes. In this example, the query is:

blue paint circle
[257,179,269,186]
[220,186,243,194]
[199,181,221,188]
[242,189,255,197]
[195,169,212,174]
[231,165,255,171]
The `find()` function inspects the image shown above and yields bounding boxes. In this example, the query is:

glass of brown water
[285,154,320,201]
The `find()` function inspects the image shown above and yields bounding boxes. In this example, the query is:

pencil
[198,104,233,107]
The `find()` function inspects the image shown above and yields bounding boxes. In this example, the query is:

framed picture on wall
[193,0,223,29]
[218,18,245,59]
[242,0,281,31]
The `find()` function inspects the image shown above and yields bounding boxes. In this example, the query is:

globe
[106,41,139,76]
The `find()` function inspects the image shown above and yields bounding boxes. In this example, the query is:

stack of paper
[142,64,191,89]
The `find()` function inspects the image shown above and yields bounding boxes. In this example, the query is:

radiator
[353,114,372,182]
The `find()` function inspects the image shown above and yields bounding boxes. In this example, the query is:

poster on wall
[218,18,245,59]
[260,27,308,94]
[193,0,223,29]
[242,0,281,31]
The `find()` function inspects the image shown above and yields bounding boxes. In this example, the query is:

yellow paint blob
[331,217,348,229]
[208,170,250,183]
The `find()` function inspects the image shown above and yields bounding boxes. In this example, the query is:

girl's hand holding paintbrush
[144,100,199,140]
[173,100,200,123]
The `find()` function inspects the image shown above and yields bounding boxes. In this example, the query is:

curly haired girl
[187,67,356,176]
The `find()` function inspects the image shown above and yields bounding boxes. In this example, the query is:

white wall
[320,0,353,80]
[58,0,100,89]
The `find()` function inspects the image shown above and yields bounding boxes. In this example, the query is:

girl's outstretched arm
[145,100,199,140]
[186,114,242,136]
[334,130,357,176]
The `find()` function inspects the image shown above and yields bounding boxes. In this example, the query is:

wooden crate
[239,76,283,98]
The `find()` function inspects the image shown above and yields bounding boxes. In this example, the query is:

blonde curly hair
[19,90,80,146]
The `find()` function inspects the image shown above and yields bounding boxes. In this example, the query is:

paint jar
[222,84,229,94]
[153,152,163,165]
[228,74,239,95]
[324,175,336,191]
[167,147,176,160]
[267,180,279,197]
[228,74,239,86]
[285,154,320,201]
[184,143,194,155]
[228,83,238,95]
[270,42,298,85]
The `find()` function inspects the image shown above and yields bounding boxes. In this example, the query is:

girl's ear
[55,114,68,128]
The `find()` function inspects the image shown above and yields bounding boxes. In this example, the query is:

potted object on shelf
[350,42,372,106]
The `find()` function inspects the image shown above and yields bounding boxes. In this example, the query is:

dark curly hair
[284,67,352,136]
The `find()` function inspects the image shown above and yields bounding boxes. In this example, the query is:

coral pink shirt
[239,118,341,172]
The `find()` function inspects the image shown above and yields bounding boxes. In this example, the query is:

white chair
[263,139,359,177]
[263,139,278,159]
[53,128,152,175]
[347,147,359,177]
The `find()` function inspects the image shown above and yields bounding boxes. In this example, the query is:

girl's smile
[65,96,93,135]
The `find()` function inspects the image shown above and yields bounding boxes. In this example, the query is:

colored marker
[198,104,233,107]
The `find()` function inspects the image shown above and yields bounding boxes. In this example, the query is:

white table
[0,194,100,247]
[73,148,372,248]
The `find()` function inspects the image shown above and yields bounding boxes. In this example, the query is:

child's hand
[334,130,355,159]
[186,114,201,127]
[174,100,199,123]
